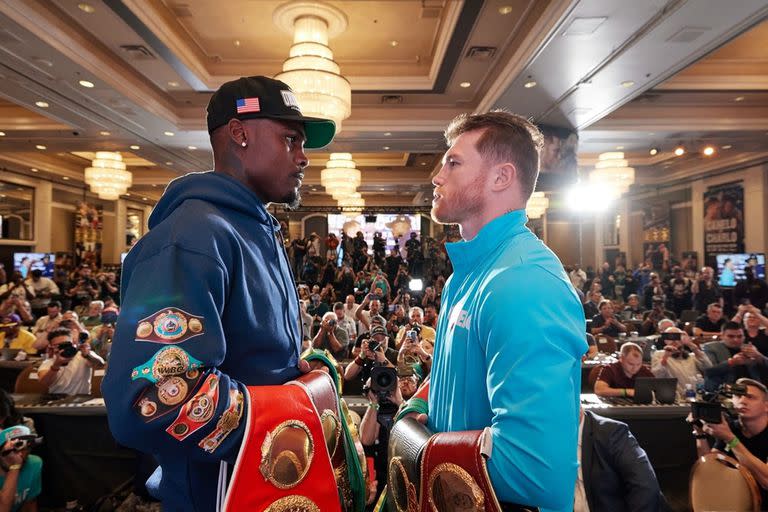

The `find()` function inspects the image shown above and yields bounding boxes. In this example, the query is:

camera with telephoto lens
[369,366,399,430]
[690,382,747,426]
[367,339,381,352]
[57,342,78,359]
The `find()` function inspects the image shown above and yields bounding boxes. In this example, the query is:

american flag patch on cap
[236,97,260,114]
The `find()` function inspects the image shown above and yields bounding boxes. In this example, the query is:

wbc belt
[223,371,341,512]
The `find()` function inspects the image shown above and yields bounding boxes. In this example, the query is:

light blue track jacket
[428,210,587,512]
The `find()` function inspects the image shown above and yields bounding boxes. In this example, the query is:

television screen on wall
[13,252,55,278]
[716,253,765,286]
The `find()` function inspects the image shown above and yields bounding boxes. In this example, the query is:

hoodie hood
[149,171,271,229]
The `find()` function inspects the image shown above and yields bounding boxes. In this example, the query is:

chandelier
[84,151,132,200]
[588,152,635,198]
[274,2,351,133]
[321,153,360,199]
[339,192,365,212]
[526,191,549,219]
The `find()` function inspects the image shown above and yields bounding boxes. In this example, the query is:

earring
[241,141,247,148]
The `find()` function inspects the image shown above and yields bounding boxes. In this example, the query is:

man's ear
[227,119,247,146]
[490,162,516,192]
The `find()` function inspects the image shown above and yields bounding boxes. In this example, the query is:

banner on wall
[642,202,671,270]
[74,201,103,268]
[703,181,744,268]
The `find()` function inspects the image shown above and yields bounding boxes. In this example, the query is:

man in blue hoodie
[427,111,587,511]
[102,76,336,511]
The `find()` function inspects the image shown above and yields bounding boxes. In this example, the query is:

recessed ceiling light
[524,80,537,88]
[99,131,111,136]
[142,197,148,201]
[703,146,715,156]
[78,3,95,14]
[420,162,427,166]
[164,131,174,136]
[390,40,398,47]
[616,145,624,150]
[35,101,49,108]
[459,81,471,88]
[620,81,635,88]
[152,184,158,188]
[30,168,38,173]
[499,6,513,15]
[187,146,197,150]
[311,187,317,192]
[165,161,173,166]
[125,193,131,196]
[649,148,658,156]
[674,146,685,156]
[384,132,392,136]
[130,145,140,150]
[167,81,180,88]
[78,80,94,88]
[35,144,46,150]
[721,144,732,149]
[62,176,70,180]
[0,131,5,136]
[233,40,241,47]
[734,96,745,102]
[382,146,390,150]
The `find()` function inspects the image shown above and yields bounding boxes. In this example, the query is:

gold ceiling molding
[123,0,461,92]
[0,0,179,124]
[0,153,84,181]
[639,151,768,186]
[0,101,70,131]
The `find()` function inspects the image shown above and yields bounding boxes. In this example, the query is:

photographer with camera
[344,325,396,384]
[393,306,436,349]
[641,296,677,336]
[0,425,42,512]
[359,365,403,501]
[692,378,768,503]
[311,311,349,360]
[396,326,432,375]
[65,265,99,309]
[38,327,104,395]
[651,327,712,399]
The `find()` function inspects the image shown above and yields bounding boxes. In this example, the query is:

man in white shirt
[333,301,356,341]
[38,327,104,395]
[651,326,712,398]
[343,294,359,324]
[355,294,382,336]
[32,301,63,351]
[25,270,60,316]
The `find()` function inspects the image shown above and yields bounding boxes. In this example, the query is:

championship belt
[385,383,538,512]
[223,371,341,512]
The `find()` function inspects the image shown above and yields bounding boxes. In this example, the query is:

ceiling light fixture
[164,131,174,136]
[620,81,635,88]
[77,3,95,13]
[499,6,513,15]
[84,151,132,200]
[62,177,70,180]
[649,148,658,156]
[524,79,537,88]
[526,192,549,219]
[384,132,392,136]
[274,2,351,133]
[99,131,111,136]
[588,152,635,198]
[321,153,361,201]
[390,40,398,47]
[383,146,390,150]
[674,146,685,156]
[35,101,49,108]
[734,96,745,102]
[459,81,471,88]
[187,146,197,150]
[130,145,140,150]
[703,146,715,156]
[233,40,241,47]
[722,145,732,150]
[78,80,95,88]
[616,145,624,150]
[30,168,38,173]
[35,144,46,150]
[167,81,180,88]
[0,132,5,136]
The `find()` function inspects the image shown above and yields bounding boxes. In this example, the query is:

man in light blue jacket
[428,111,587,511]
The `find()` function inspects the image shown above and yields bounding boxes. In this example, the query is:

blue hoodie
[428,210,587,512]
[102,171,302,512]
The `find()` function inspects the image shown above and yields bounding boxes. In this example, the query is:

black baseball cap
[206,76,336,149]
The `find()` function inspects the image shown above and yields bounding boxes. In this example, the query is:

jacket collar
[444,210,529,273]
